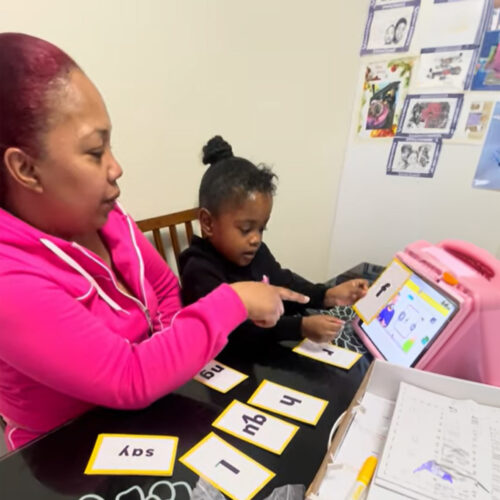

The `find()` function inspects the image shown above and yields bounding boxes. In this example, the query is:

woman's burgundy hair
[0,33,78,204]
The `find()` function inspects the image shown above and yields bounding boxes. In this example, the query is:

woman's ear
[199,208,214,237]
[3,147,42,193]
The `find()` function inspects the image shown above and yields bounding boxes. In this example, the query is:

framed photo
[361,2,420,55]
[472,102,500,190]
[397,93,464,138]
[387,137,442,177]
[357,57,415,139]
[370,0,415,6]
[471,31,500,91]
[491,7,500,31]
[418,0,491,48]
[414,46,478,90]
[452,98,494,144]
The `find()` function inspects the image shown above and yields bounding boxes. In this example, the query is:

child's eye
[239,227,251,235]
[88,150,104,160]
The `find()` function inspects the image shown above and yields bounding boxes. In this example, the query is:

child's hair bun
[202,136,234,165]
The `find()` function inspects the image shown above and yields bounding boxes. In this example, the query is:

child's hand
[323,279,369,307]
[230,282,309,328]
[301,315,345,343]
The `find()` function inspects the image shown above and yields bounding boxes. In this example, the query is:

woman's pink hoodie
[0,204,246,450]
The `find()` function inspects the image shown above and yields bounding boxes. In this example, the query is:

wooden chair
[0,417,6,457]
[136,207,199,273]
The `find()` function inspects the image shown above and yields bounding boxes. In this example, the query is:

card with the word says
[85,434,178,476]
[247,380,328,426]
[179,432,275,500]
[293,339,361,369]
[194,359,248,393]
[212,399,299,455]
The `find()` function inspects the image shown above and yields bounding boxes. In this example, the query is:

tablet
[356,270,459,367]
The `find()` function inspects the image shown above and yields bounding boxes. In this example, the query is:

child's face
[207,191,273,267]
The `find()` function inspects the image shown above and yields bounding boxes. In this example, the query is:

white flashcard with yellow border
[212,400,299,455]
[85,434,178,476]
[247,380,328,426]
[194,359,248,393]
[179,432,275,500]
[293,339,362,369]
[353,259,411,324]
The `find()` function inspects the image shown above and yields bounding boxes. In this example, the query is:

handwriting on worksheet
[376,382,500,500]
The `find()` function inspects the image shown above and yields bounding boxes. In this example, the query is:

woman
[0,33,308,450]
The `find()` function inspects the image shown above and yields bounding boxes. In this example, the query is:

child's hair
[199,136,277,215]
[395,17,407,30]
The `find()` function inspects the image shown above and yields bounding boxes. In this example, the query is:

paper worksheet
[375,382,500,500]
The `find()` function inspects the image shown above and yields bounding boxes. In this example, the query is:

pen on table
[346,456,378,500]
[262,274,270,284]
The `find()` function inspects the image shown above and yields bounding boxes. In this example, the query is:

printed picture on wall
[471,31,500,91]
[361,2,419,55]
[387,137,441,178]
[415,46,478,90]
[491,7,500,30]
[357,58,415,139]
[472,102,500,190]
[417,0,491,48]
[370,0,415,6]
[398,94,464,138]
[452,98,494,143]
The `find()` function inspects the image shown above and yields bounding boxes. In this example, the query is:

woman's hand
[323,279,369,307]
[230,282,309,327]
[301,315,345,343]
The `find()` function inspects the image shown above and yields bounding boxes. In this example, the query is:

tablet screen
[357,271,458,367]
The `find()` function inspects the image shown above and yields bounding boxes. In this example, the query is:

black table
[0,263,382,500]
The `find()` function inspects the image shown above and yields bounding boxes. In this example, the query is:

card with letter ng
[212,400,299,454]
[194,359,248,393]
[179,432,275,500]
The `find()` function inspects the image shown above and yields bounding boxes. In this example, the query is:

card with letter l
[179,432,275,500]
[247,380,328,425]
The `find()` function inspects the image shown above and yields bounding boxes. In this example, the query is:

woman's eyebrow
[81,128,110,142]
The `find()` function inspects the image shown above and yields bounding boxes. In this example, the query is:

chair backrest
[136,208,199,274]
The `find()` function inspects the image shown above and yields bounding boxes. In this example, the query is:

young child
[179,136,368,344]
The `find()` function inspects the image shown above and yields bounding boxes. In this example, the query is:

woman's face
[33,70,122,239]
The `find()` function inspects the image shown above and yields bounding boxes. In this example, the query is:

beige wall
[2,0,368,281]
